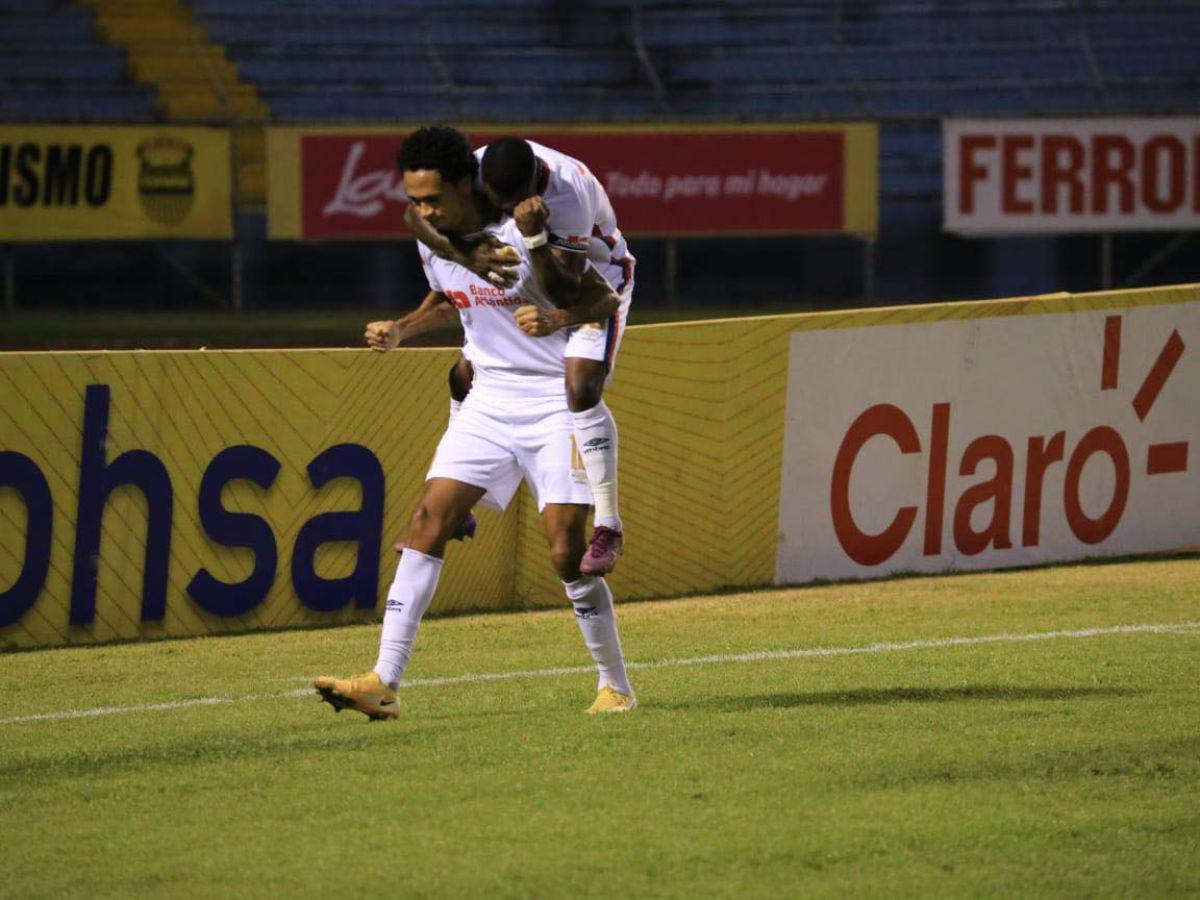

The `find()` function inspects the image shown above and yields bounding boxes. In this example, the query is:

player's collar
[535,159,550,196]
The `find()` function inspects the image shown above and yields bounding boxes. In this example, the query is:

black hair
[480,137,536,199]
[396,125,478,184]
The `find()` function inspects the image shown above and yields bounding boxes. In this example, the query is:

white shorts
[564,281,632,382]
[426,391,593,512]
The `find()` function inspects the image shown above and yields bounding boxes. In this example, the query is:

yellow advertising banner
[267,123,878,240]
[0,125,232,240]
[2,283,1195,650]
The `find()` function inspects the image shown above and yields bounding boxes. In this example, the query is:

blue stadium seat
[3,85,156,121]
[183,0,1200,127]
[0,12,94,42]
[237,52,444,87]
[0,50,126,81]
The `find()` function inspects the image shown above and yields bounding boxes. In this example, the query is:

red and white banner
[943,118,1200,235]
[776,299,1198,583]
[268,124,877,239]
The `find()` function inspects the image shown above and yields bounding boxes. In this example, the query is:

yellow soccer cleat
[586,684,638,715]
[314,671,400,721]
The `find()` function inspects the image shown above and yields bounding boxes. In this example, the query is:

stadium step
[78,0,268,210]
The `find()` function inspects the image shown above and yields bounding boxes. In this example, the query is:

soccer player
[314,126,637,720]
[406,136,634,576]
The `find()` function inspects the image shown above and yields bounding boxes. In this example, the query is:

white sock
[374,548,444,688]
[449,398,462,422]
[571,400,621,531]
[565,576,632,695]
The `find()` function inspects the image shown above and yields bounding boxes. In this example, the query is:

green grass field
[3,557,1198,898]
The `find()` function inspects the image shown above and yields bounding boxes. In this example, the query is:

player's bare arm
[404,205,518,287]
[515,268,619,337]
[364,290,457,352]
[513,195,587,308]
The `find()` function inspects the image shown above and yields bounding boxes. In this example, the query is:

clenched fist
[464,235,520,287]
[513,196,550,238]
[515,305,566,337]
[364,319,400,351]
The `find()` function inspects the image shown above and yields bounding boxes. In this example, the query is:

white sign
[943,118,1200,235]
[776,301,1199,583]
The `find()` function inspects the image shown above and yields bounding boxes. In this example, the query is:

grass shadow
[665,684,1139,712]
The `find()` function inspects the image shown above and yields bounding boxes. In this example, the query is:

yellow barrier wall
[2,282,1197,650]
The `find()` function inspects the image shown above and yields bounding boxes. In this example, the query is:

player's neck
[454,194,499,239]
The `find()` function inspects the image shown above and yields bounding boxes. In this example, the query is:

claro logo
[830,318,1188,566]
[0,385,384,629]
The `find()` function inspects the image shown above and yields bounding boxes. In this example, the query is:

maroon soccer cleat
[580,525,624,576]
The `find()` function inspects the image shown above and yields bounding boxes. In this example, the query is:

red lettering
[830,404,920,566]
[1022,432,1065,547]
[1001,135,1035,214]
[1092,135,1136,214]
[1141,135,1186,213]
[1040,135,1085,214]
[1063,426,1129,544]
[952,435,1014,556]
[923,402,950,556]
[959,135,995,215]
[447,290,470,309]
[1101,316,1121,390]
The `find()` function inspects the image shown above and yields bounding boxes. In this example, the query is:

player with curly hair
[407,134,634,577]
[314,126,637,720]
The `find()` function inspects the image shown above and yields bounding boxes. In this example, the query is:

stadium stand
[0,0,155,122]
[2,0,1197,308]
[185,0,1199,218]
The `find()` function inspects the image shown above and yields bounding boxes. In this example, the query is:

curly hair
[396,125,478,184]
[480,137,535,199]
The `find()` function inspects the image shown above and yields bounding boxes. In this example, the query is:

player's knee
[548,536,584,580]
[565,363,605,412]
[406,502,455,550]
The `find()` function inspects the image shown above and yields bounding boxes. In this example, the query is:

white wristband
[522,229,549,250]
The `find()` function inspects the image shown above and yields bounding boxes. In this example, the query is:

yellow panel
[2,283,1196,649]
[0,125,231,240]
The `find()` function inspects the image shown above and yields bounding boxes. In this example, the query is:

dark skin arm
[512,195,587,309]
[514,267,619,337]
[364,290,459,351]
[404,206,518,287]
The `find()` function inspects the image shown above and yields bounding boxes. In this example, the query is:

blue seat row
[0,50,126,81]
[2,85,156,121]
[0,12,94,42]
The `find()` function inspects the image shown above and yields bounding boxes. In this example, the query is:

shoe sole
[315,685,397,722]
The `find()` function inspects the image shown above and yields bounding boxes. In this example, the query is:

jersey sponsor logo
[447,286,522,309]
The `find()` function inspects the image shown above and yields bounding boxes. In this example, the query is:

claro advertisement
[777,298,1197,582]
[0,125,233,240]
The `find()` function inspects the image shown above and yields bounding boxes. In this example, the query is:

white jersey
[475,140,635,294]
[419,215,573,401]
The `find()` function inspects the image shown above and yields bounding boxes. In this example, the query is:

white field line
[3,621,1198,727]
